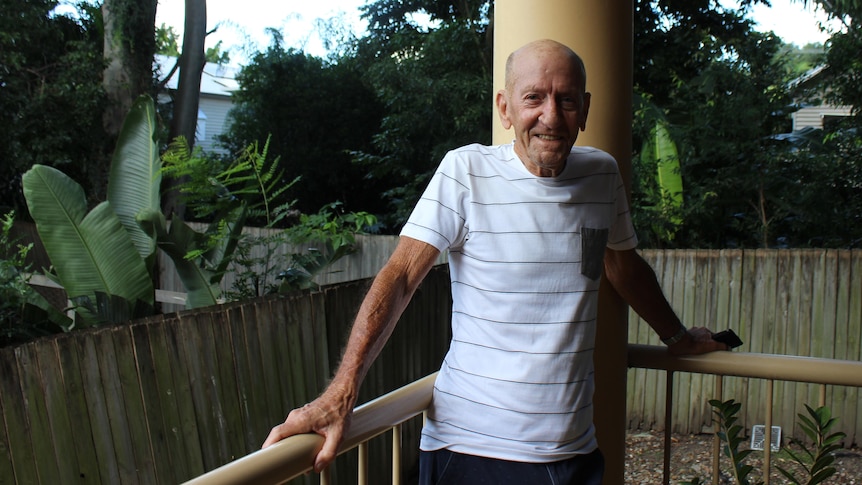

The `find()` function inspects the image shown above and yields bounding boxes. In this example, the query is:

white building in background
[156,55,239,155]
[789,65,853,131]
[792,104,853,131]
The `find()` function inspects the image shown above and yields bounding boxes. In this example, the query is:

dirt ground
[625,431,862,484]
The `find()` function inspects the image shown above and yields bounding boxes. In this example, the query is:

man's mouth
[536,134,564,142]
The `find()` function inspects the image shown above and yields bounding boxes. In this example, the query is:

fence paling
[628,249,862,444]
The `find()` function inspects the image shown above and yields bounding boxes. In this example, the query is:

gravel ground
[625,431,862,484]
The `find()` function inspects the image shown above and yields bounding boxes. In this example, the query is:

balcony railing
[184,347,862,485]
[628,345,862,485]
[183,373,438,485]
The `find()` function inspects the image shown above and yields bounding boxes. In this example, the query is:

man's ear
[579,92,591,132]
[496,90,512,129]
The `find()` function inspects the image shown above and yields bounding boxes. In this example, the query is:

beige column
[493,2,633,483]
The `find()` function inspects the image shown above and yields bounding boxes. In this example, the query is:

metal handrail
[628,344,862,386]
[184,347,862,485]
[628,344,862,485]
[183,373,438,485]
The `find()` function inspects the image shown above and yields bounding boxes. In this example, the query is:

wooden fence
[156,233,446,313]
[627,249,862,445]
[1,267,453,485]
[2,245,861,483]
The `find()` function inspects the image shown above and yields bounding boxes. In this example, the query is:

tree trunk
[168,0,207,148]
[163,0,207,218]
[102,0,158,137]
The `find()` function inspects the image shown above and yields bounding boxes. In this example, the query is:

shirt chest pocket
[580,227,609,281]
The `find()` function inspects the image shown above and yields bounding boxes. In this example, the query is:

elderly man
[264,39,727,484]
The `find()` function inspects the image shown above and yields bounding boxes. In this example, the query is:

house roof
[156,54,240,97]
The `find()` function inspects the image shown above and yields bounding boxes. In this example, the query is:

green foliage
[776,405,846,485]
[161,133,376,298]
[156,23,180,57]
[352,0,492,227]
[220,39,386,216]
[636,95,685,245]
[767,123,862,248]
[709,398,764,485]
[1,211,70,347]
[20,95,162,322]
[285,202,378,251]
[226,202,378,298]
[632,0,814,248]
[687,400,847,485]
[161,136,296,227]
[823,30,862,113]
[778,43,825,79]
[812,0,862,113]
[23,165,155,326]
[21,95,248,330]
[276,203,378,293]
[156,23,230,65]
[0,0,109,214]
[160,135,297,301]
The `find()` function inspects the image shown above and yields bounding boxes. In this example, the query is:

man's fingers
[262,407,313,448]
[262,421,298,448]
[313,428,343,472]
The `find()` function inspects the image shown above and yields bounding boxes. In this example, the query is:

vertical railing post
[712,376,723,485]
[392,424,402,485]
[764,380,774,485]
[358,442,368,485]
[663,371,675,485]
[320,467,331,485]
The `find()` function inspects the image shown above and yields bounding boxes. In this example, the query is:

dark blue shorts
[418,448,605,485]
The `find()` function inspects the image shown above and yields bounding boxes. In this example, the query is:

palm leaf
[23,165,153,308]
[108,95,161,262]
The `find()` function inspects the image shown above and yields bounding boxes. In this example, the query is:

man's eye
[562,98,578,109]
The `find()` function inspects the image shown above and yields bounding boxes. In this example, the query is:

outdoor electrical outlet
[750,425,782,452]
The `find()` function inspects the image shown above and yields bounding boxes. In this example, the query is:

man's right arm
[262,236,441,472]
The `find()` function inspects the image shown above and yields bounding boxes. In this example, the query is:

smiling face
[496,40,591,177]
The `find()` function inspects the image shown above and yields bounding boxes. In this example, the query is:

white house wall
[196,94,234,155]
[792,105,853,130]
[156,55,239,156]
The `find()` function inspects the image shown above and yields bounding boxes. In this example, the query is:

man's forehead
[512,79,580,95]
[509,60,582,92]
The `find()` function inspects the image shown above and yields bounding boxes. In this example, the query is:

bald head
[504,39,587,94]
[495,39,591,177]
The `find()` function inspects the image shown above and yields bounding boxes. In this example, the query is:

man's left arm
[603,248,728,355]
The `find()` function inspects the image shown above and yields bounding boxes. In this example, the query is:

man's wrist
[661,325,688,346]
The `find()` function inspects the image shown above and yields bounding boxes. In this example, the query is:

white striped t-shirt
[401,142,637,463]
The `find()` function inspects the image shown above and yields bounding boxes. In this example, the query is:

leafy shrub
[1,211,69,347]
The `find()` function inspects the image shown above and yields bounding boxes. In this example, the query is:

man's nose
[539,99,562,128]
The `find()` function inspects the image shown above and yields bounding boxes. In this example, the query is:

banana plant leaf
[22,165,154,311]
[107,95,161,263]
[647,121,684,211]
[137,209,221,309]
[642,120,684,239]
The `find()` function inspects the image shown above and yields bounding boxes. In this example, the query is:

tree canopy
[0,0,108,213]
[219,34,388,216]
[630,0,861,248]
[3,0,860,247]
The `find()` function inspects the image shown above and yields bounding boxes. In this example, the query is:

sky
[153,0,840,65]
[155,0,370,62]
